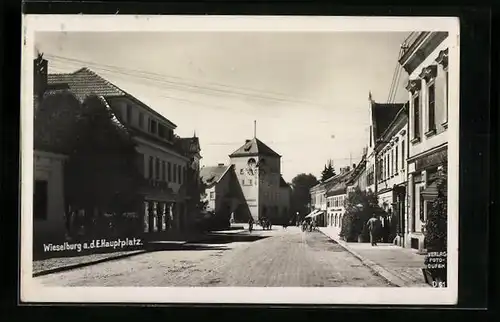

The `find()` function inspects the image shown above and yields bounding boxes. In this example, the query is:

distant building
[374,103,409,246]
[38,58,200,236]
[398,31,449,252]
[228,137,291,224]
[199,164,244,219]
[346,152,368,194]
[324,166,354,234]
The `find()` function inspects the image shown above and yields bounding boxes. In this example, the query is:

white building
[228,137,291,224]
[374,103,409,246]
[398,32,449,252]
[42,60,200,236]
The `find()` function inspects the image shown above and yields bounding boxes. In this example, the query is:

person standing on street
[366,214,381,246]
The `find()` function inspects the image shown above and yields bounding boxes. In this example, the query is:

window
[427,82,436,132]
[178,165,182,184]
[183,167,187,183]
[148,156,154,179]
[395,146,399,172]
[173,164,177,183]
[391,149,394,176]
[369,125,372,147]
[149,119,158,135]
[161,161,166,181]
[34,180,48,220]
[249,179,253,186]
[138,113,144,129]
[242,179,245,185]
[167,162,172,181]
[210,192,215,200]
[126,104,132,123]
[155,158,160,180]
[402,140,405,169]
[168,129,174,141]
[240,169,244,175]
[413,94,421,139]
[158,124,166,138]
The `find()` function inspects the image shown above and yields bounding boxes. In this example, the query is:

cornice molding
[418,65,438,82]
[406,79,422,94]
[435,48,449,69]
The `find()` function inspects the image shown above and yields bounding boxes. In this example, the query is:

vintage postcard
[20,15,459,305]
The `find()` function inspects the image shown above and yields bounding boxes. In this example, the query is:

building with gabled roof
[228,136,290,224]
[35,56,202,238]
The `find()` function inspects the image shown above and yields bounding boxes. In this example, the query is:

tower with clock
[229,136,284,223]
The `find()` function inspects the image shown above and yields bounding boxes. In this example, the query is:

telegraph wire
[44,54,333,109]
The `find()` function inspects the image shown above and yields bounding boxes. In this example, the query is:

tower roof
[229,137,281,158]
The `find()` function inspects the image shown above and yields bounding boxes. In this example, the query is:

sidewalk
[33,228,244,277]
[319,227,429,287]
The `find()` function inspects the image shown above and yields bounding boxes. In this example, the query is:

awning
[305,210,320,218]
[307,210,324,218]
[311,211,324,218]
[421,181,439,201]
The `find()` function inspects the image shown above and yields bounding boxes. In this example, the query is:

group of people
[247,217,272,232]
[300,218,317,232]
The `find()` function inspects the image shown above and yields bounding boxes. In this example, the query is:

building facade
[43,62,199,237]
[398,32,449,252]
[200,164,245,219]
[228,137,291,224]
[374,104,409,246]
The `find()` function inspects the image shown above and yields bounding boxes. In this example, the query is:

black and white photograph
[21,15,459,305]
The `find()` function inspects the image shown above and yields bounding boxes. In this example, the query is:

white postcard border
[21,15,460,305]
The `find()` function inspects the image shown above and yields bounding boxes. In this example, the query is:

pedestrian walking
[366,214,382,246]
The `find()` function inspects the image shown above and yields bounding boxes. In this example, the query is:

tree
[340,187,385,242]
[423,161,448,284]
[64,95,143,231]
[321,159,336,182]
[290,173,319,221]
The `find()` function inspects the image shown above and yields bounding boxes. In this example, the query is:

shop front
[406,145,447,252]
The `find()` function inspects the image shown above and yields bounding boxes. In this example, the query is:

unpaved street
[35,227,392,287]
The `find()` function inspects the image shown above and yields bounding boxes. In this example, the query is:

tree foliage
[424,163,448,252]
[64,95,143,213]
[340,187,385,242]
[290,173,319,221]
[321,160,336,182]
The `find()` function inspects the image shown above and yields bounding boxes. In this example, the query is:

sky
[35,31,410,182]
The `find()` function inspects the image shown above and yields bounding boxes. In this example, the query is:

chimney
[34,54,48,100]
[245,139,251,143]
[352,163,356,169]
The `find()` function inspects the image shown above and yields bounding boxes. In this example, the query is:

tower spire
[254,120,256,138]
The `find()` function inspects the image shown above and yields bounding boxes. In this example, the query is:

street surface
[35,226,392,287]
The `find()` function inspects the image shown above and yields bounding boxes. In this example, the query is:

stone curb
[318,229,418,288]
[33,250,148,277]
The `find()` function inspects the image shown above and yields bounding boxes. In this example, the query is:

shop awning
[307,210,324,218]
[311,211,324,218]
[421,181,439,201]
[305,210,320,218]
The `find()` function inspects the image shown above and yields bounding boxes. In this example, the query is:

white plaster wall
[33,151,66,241]
[408,38,450,159]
